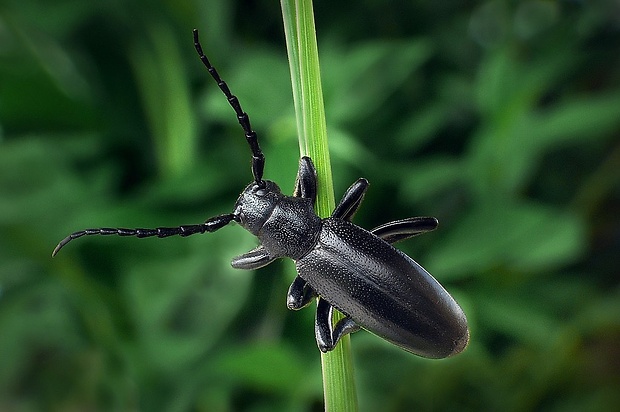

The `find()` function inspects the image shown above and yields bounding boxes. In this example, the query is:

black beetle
[52,29,469,358]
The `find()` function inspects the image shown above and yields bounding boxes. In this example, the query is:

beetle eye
[253,184,268,196]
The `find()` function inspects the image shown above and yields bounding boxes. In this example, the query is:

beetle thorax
[233,180,321,260]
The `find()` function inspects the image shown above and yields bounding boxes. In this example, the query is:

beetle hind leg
[315,297,361,352]
[371,216,439,244]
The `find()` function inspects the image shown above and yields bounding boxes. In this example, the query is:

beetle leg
[371,217,439,244]
[331,315,361,349]
[331,178,369,221]
[231,245,275,269]
[292,156,317,203]
[286,275,317,310]
[315,298,333,351]
[315,297,360,352]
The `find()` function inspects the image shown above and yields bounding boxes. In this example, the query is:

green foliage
[1,0,619,411]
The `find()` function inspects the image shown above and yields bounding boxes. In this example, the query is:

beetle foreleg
[292,156,317,203]
[315,297,360,352]
[286,275,317,310]
[331,178,369,221]
[371,217,439,244]
[231,245,275,269]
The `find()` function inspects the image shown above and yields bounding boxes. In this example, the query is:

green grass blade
[129,23,197,179]
[281,1,358,411]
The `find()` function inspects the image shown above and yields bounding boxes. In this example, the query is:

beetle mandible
[52,29,469,358]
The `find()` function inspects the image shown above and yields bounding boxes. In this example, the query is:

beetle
[52,29,469,358]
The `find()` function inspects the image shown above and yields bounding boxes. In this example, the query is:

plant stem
[280,1,358,411]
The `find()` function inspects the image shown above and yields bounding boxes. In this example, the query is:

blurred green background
[1,0,619,410]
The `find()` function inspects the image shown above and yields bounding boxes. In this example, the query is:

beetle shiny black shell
[52,29,469,359]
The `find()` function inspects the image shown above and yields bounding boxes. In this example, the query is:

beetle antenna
[193,29,265,186]
[52,213,235,257]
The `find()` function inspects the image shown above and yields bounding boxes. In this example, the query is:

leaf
[528,93,620,147]
[398,156,464,203]
[426,199,586,280]
[213,343,320,395]
[123,230,256,371]
[323,38,433,123]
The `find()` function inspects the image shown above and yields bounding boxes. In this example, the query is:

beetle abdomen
[296,218,468,358]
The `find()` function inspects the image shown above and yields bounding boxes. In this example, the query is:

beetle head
[233,180,282,235]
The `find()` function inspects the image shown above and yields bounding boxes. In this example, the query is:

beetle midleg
[292,156,317,203]
[371,217,439,244]
[331,178,369,221]
[286,275,317,310]
[315,297,360,352]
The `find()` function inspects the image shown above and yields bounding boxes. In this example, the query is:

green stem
[280,1,358,411]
